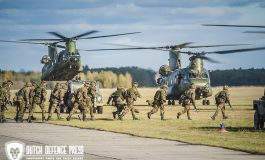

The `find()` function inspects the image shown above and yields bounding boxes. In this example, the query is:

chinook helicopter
[85,43,265,105]
[0,31,139,81]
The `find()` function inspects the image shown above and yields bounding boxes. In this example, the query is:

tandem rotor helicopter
[85,42,265,105]
[0,31,140,81]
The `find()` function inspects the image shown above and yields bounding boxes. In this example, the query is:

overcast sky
[0,0,265,72]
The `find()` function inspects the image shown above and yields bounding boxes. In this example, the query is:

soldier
[86,81,96,120]
[107,86,126,119]
[147,84,168,120]
[119,82,141,120]
[15,82,32,123]
[211,85,232,120]
[177,84,197,120]
[0,81,9,123]
[47,83,67,121]
[66,81,90,121]
[28,81,47,123]
[28,81,37,120]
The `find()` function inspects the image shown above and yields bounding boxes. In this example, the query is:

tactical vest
[215,91,227,104]
[182,90,193,106]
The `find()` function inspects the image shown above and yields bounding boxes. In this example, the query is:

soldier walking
[177,84,197,120]
[15,82,32,123]
[107,86,126,119]
[0,81,11,123]
[119,82,141,120]
[211,85,232,120]
[66,81,90,121]
[47,83,67,121]
[86,81,96,120]
[28,81,47,123]
[147,85,168,120]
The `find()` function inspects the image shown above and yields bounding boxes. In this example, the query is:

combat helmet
[84,81,90,87]
[223,85,228,90]
[40,81,47,87]
[190,83,195,89]
[161,84,168,90]
[133,82,139,88]
[25,82,32,87]
[6,80,13,85]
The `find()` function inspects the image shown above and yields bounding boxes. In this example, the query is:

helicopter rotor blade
[202,24,265,28]
[207,47,265,54]
[79,32,141,39]
[244,31,265,34]
[186,44,250,48]
[19,38,61,41]
[0,40,46,45]
[196,55,221,63]
[47,32,69,41]
[71,30,99,40]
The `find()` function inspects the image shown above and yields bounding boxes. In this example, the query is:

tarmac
[0,120,264,160]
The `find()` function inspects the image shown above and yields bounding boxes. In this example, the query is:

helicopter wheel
[202,99,207,105]
[206,100,210,105]
[168,100,172,105]
[172,100,175,105]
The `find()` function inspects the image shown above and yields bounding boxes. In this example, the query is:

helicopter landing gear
[167,100,175,106]
[202,99,210,105]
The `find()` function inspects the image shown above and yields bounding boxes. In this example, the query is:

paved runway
[0,121,264,160]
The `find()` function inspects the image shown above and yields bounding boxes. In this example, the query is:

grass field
[5,87,265,154]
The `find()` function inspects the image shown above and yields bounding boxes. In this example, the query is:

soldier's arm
[107,92,114,105]
[161,90,167,103]
[41,89,47,103]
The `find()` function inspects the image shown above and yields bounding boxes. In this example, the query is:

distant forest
[1,67,265,88]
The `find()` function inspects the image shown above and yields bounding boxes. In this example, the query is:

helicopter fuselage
[158,67,212,101]
[41,50,82,81]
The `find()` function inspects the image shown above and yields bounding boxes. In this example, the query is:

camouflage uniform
[211,85,230,120]
[86,81,96,120]
[66,82,89,121]
[0,82,9,123]
[15,82,32,122]
[177,84,196,120]
[147,85,168,120]
[107,87,126,119]
[119,82,141,120]
[47,83,67,121]
[28,81,47,122]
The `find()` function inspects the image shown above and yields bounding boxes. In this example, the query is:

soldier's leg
[160,105,165,120]
[28,103,37,122]
[0,105,4,122]
[221,105,228,119]
[47,102,56,118]
[18,101,25,122]
[187,105,191,120]
[177,106,188,119]
[148,104,158,119]
[67,103,78,121]
[211,104,221,120]
[89,106,94,120]
[40,104,46,122]
[119,104,132,120]
[56,104,62,120]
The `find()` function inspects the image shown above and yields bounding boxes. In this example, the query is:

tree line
[1,67,265,89]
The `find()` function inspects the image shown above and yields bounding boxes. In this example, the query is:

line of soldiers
[0,79,233,123]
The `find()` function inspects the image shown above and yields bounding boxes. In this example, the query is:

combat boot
[46,116,51,121]
[147,112,151,119]
[188,118,192,120]
[223,116,228,119]
[28,116,32,123]
[118,115,123,121]
[83,115,88,121]
[211,116,215,120]
[31,116,37,120]
[42,117,46,123]
[133,117,139,120]
[112,112,116,119]
[66,115,71,121]
[57,113,63,120]
[177,112,181,119]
